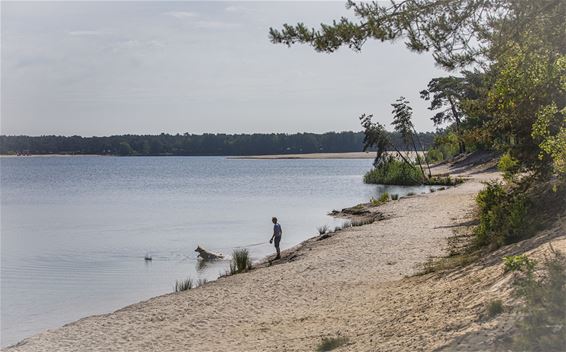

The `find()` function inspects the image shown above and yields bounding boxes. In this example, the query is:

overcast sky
[1,1,447,136]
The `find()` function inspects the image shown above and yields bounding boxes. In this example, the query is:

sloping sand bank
[6,160,564,351]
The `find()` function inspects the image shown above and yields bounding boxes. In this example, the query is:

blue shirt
[273,223,282,237]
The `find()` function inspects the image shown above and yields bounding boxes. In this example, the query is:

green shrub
[175,278,193,292]
[426,148,444,163]
[513,249,566,351]
[474,181,530,248]
[229,249,252,274]
[503,255,536,272]
[425,176,465,186]
[498,152,520,181]
[486,299,504,318]
[370,192,390,206]
[364,156,463,186]
[364,158,424,185]
[426,132,460,163]
[316,336,349,351]
[391,193,399,200]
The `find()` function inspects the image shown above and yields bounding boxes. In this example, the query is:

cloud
[194,20,241,30]
[163,11,198,19]
[111,39,165,53]
[224,5,242,13]
[68,30,104,36]
[163,9,238,30]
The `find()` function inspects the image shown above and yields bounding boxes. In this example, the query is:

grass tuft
[175,278,193,292]
[351,217,375,227]
[391,193,399,200]
[317,225,329,235]
[486,299,504,318]
[316,336,349,351]
[229,248,252,275]
[370,192,390,206]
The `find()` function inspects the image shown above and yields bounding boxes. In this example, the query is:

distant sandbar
[228,152,375,160]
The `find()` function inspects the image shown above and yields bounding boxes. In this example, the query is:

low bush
[316,336,349,351]
[364,154,464,186]
[512,249,566,351]
[425,176,464,186]
[486,299,504,318]
[426,148,445,163]
[498,152,520,181]
[426,132,461,163]
[503,255,536,272]
[391,194,399,200]
[229,249,252,274]
[364,158,424,185]
[474,181,530,249]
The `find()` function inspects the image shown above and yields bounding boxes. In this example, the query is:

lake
[0,156,433,346]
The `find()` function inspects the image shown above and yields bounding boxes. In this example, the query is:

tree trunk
[448,96,466,154]
[412,127,432,178]
[410,136,426,180]
[391,146,418,171]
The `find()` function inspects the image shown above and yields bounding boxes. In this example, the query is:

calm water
[0,156,433,346]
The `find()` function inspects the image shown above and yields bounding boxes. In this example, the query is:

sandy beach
[6,160,565,351]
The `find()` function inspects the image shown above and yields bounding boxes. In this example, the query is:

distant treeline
[0,132,436,156]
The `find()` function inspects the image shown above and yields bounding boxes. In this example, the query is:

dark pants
[274,235,281,250]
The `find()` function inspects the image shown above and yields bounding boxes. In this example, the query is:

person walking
[269,217,282,259]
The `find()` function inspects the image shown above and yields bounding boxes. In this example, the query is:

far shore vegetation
[0,131,436,157]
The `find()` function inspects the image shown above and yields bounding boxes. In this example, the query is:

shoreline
[228,152,375,160]
[0,152,375,159]
[0,154,105,158]
[8,159,558,351]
